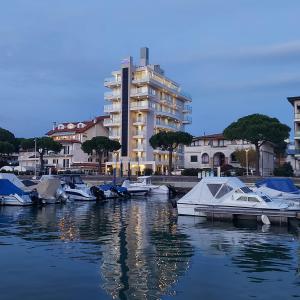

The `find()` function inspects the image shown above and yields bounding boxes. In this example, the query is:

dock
[194,204,300,224]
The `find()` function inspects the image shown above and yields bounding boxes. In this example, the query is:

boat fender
[261,215,271,225]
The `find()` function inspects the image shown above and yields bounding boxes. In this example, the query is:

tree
[0,127,15,143]
[223,114,290,176]
[149,131,193,175]
[21,137,62,174]
[0,141,15,161]
[232,148,256,169]
[81,136,121,174]
[274,162,294,177]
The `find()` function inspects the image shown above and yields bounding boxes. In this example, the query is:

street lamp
[245,149,250,176]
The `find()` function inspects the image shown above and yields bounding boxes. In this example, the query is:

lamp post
[34,138,37,179]
[245,149,249,176]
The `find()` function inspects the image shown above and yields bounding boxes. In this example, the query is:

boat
[96,184,131,199]
[177,177,300,224]
[122,179,150,196]
[59,174,96,201]
[37,178,69,204]
[0,179,32,206]
[254,178,300,202]
[122,176,170,195]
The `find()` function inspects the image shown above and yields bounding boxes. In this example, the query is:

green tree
[149,131,193,175]
[0,127,15,143]
[0,141,15,161]
[81,136,121,174]
[223,114,290,176]
[21,137,62,174]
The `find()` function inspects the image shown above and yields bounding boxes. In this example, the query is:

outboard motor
[90,186,105,201]
[29,189,40,205]
[56,188,69,203]
[167,184,177,197]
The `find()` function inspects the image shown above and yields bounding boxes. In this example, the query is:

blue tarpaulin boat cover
[0,179,26,196]
[255,178,300,194]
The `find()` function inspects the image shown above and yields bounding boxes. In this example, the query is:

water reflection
[0,199,194,300]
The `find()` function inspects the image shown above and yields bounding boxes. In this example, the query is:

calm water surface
[0,197,300,300]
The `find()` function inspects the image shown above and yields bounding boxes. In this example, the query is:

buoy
[261,214,271,225]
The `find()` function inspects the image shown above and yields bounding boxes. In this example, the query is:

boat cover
[0,179,26,196]
[178,177,246,204]
[0,173,26,189]
[255,178,300,194]
[36,179,61,199]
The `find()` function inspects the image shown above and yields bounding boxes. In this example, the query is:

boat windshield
[239,186,252,194]
[261,195,272,202]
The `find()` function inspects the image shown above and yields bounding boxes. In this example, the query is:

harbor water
[1,197,300,300]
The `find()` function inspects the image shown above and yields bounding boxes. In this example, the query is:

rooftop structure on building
[104,47,192,175]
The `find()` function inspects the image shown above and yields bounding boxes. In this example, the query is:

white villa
[103,47,192,175]
[18,116,108,173]
[184,133,275,176]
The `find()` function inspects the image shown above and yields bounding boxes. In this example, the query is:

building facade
[103,47,192,175]
[18,116,108,173]
[287,96,300,175]
[184,134,275,176]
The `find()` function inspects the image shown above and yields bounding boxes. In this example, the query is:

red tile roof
[46,115,108,136]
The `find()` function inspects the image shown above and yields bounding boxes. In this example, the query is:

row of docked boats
[177,177,300,225]
[0,174,173,206]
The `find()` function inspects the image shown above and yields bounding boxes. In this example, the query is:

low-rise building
[18,116,108,173]
[184,133,275,176]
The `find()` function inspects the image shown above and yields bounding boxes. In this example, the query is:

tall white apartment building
[104,47,192,175]
[287,96,300,175]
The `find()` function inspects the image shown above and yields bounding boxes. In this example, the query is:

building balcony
[104,91,121,100]
[130,101,152,111]
[103,118,121,127]
[133,118,146,125]
[104,77,121,87]
[295,131,300,139]
[183,105,192,113]
[132,145,146,152]
[155,159,168,165]
[155,109,181,120]
[182,116,192,124]
[130,89,151,98]
[104,104,121,113]
[132,130,146,138]
[155,120,182,131]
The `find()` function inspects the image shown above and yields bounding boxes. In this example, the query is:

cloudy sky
[1,0,300,137]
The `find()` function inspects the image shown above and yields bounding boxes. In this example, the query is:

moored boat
[177,177,300,224]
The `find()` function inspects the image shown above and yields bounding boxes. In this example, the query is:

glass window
[207,184,222,197]
[248,197,260,203]
[240,186,252,194]
[237,196,248,201]
[215,184,233,199]
[202,153,209,164]
[190,155,198,162]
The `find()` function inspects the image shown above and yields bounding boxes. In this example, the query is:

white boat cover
[178,177,247,205]
[0,173,26,189]
[36,178,61,199]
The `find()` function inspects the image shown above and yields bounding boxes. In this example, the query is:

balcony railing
[155,109,181,119]
[133,118,146,124]
[104,91,121,99]
[295,114,300,120]
[103,119,120,126]
[132,130,146,137]
[104,77,121,86]
[183,116,192,123]
[104,104,121,113]
[156,120,181,130]
[183,105,192,113]
[133,144,146,151]
[130,102,152,110]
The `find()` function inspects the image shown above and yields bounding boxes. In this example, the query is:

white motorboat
[59,175,96,201]
[177,177,299,219]
[122,176,169,195]
[122,180,150,196]
[0,179,32,206]
[254,178,300,202]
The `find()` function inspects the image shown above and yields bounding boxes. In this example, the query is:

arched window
[230,152,238,163]
[202,153,209,164]
[58,124,65,130]
[67,123,75,129]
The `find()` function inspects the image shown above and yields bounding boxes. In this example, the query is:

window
[207,184,222,197]
[215,184,233,199]
[190,155,198,162]
[237,196,248,201]
[248,197,260,203]
[63,159,69,168]
[240,186,252,194]
[202,153,209,164]
[230,153,238,163]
